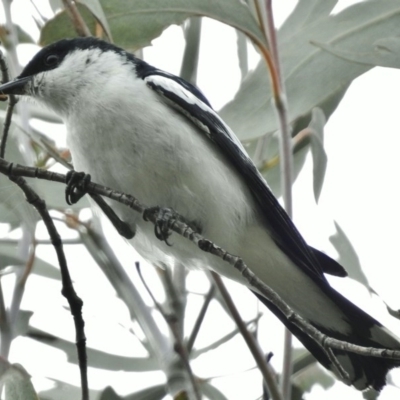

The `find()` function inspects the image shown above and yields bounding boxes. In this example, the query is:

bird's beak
[0,76,32,96]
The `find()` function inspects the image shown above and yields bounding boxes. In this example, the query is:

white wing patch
[143,74,248,155]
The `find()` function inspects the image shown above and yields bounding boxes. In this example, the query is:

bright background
[2,0,400,399]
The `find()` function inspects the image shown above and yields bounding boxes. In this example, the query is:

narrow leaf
[313,36,400,69]
[308,108,327,202]
[280,0,338,41]
[236,30,248,81]
[0,242,61,281]
[220,1,400,142]
[41,0,265,51]
[100,385,167,400]
[329,221,371,290]
[200,382,229,400]
[27,327,158,371]
[39,379,101,400]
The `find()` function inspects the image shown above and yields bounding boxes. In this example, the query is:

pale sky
[2,1,400,399]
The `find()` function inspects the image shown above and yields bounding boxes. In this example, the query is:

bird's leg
[65,170,135,239]
[143,207,177,246]
[143,206,201,246]
[65,170,91,205]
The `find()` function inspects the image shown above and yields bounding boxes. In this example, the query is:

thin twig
[0,48,18,158]
[158,264,185,338]
[211,272,282,400]
[187,285,215,352]
[0,280,11,359]
[262,1,293,398]
[136,262,201,400]
[9,240,36,326]
[62,0,91,37]
[7,172,89,400]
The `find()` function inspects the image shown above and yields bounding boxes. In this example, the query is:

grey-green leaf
[0,242,61,281]
[293,362,335,393]
[200,382,229,400]
[0,124,38,231]
[236,30,248,81]
[0,363,38,400]
[329,221,371,290]
[41,0,265,51]
[39,379,101,400]
[27,327,158,371]
[220,1,400,142]
[279,0,338,41]
[79,0,113,40]
[313,36,400,69]
[308,108,327,202]
[100,385,167,400]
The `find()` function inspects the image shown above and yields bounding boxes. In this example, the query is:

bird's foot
[65,171,91,205]
[143,206,179,246]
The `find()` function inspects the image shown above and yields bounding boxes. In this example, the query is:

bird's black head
[0,38,125,97]
[19,37,122,79]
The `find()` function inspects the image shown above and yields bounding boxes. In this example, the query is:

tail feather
[253,288,400,391]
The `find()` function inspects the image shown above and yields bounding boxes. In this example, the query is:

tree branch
[1,161,400,374]
[212,272,282,400]
[6,170,89,400]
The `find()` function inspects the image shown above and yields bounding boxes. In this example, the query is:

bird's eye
[44,54,59,67]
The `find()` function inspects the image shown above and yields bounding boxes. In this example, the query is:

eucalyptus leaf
[293,362,335,393]
[313,36,400,69]
[0,24,34,48]
[0,123,38,231]
[200,382,229,400]
[0,363,38,400]
[27,326,158,371]
[99,387,123,400]
[79,0,113,40]
[220,0,400,142]
[39,379,101,400]
[0,242,61,280]
[40,4,98,46]
[329,221,371,290]
[292,349,316,375]
[307,108,327,202]
[41,0,265,51]
[100,385,167,400]
[236,30,248,81]
[14,310,34,338]
[279,0,338,41]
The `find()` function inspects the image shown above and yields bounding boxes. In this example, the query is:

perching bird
[1,37,399,391]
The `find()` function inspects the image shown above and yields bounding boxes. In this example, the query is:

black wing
[141,70,330,282]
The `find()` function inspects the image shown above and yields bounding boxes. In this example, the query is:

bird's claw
[143,206,177,246]
[65,171,91,205]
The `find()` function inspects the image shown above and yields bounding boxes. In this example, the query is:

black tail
[253,287,400,391]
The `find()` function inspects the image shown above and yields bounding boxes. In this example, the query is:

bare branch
[1,161,400,366]
[6,171,89,400]
[187,285,215,352]
[212,272,282,400]
[136,263,201,400]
